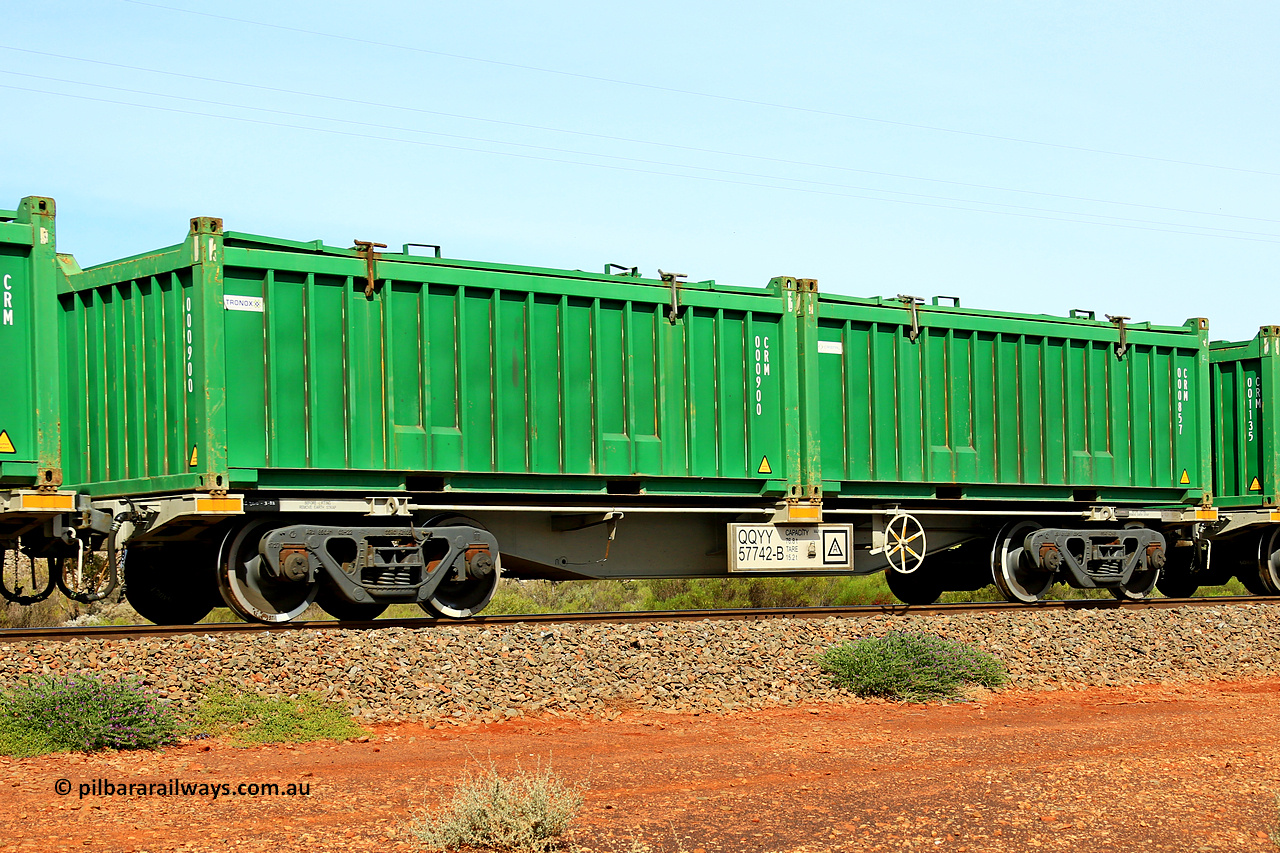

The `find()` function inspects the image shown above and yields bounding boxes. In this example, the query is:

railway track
[2,594,1276,643]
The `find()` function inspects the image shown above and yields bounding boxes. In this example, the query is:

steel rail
[1,595,1275,643]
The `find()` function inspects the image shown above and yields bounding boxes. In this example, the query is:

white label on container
[817,340,843,355]
[223,295,265,313]
[727,523,854,572]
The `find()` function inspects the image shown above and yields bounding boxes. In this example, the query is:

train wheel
[991,521,1053,603]
[418,516,500,619]
[123,546,219,625]
[1110,566,1159,601]
[217,519,318,623]
[1250,528,1280,595]
[316,583,387,622]
[885,568,942,605]
[1154,546,1198,599]
[1111,523,1160,601]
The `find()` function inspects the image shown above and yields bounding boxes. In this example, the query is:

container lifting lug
[1106,314,1129,358]
[605,263,639,277]
[354,240,387,299]
[660,270,687,324]
[897,294,923,342]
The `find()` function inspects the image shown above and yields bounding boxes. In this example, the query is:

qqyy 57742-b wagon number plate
[727,523,854,572]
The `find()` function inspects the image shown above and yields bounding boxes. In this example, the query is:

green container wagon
[54,213,1224,622]
[806,291,1214,604]
[57,217,818,622]
[0,197,79,574]
[1204,328,1280,594]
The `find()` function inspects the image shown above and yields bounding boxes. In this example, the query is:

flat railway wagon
[0,197,99,607]
[1197,327,1280,596]
[38,209,1223,623]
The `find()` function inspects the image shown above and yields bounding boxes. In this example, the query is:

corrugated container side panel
[1210,347,1266,503]
[632,305,660,471]
[528,295,561,472]
[685,308,718,477]
[562,298,594,473]
[594,299,625,474]
[1042,338,1066,485]
[162,274,189,476]
[426,286,462,469]
[970,334,996,481]
[60,291,86,484]
[718,311,746,477]
[310,275,348,468]
[817,305,1205,498]
[349,278,386,471]
[218,257,791,490]
[388,282,426,467]
[495,292,529,473]
[0,239,35,468]
[67,272,199,487]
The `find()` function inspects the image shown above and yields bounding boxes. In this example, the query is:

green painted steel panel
[811,294,1212,504]
[1209,328,1280,507]
[0,197,61,487]
[59,223,802,498]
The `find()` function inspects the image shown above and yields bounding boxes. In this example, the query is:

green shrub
[411,762,584,852]
[0,673,178,756]
[818,631,1007,702]
[193,686,366,744]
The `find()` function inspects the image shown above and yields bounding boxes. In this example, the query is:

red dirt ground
[3,680,1279,852]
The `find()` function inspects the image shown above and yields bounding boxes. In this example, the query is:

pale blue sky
[4,1,1276,340]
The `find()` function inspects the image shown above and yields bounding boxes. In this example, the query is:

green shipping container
[1209,328,1280,508]
[58,218,811,500]
[810,294,1213,505]
[0,197,61,488]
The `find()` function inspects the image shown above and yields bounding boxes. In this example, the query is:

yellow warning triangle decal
[0,431,14,454]
[1250,476,1262,492]
[189,445,199,467]
[757,456,772,475]
[1180,469,1190,485]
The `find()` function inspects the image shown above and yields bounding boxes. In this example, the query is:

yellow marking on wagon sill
[757,456,772,475]
[189,445,198,467]
[1250,477,1262,491]
[787,504,821,522]
[1179,469,1190,485]
[0,431,14,454]
[20,493,74,511]
[196,497,243,514]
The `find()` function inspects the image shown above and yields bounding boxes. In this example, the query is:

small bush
[0,674,178,756]
[194,686,366,744]
[412,761,584,852]
[818,630,1007,702]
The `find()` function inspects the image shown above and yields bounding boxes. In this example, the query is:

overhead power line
[4,81,1278,245]
[119,0,1280,179]
[4,67,1276,240]
[2,45,1275,228]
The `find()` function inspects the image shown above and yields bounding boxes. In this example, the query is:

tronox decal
[223,295,264,312]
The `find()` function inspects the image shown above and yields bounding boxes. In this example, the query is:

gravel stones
[1,604,1277,724]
